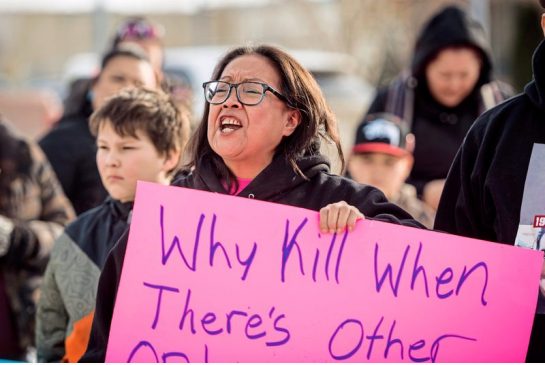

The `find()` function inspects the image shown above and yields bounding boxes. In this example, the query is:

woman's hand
[319,201,365,234]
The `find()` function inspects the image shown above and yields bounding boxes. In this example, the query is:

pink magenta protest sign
[106,182,543,362]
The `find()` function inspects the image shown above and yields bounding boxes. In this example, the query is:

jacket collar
[192,153,331,200]
[105,197,133,221]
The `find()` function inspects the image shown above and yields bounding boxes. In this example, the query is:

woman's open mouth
[220,118,242,133]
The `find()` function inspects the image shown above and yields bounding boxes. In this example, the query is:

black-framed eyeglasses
[202,81,290,106]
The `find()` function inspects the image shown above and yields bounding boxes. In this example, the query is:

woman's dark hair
[99,43,151,72]
[184,44,343,189]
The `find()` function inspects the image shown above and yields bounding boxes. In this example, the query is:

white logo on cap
[362,119,400,145]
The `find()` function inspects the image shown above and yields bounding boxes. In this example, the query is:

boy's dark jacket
[36,198,132,362]
[80,154,424,362]
[435,39,545,362]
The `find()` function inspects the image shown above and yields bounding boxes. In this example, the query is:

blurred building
[0,0,541,139]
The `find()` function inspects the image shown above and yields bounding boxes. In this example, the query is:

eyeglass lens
[205,81,264,105]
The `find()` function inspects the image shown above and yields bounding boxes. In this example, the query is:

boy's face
[347,152,412,200]
[96,121,178,203]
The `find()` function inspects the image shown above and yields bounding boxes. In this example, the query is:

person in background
[81,44,424,362]
[61,16,166,129]
[110,16,166,83]
[347,113,435,228]
[39,45,159,215]
[364,5,511,210]
[36,88,188,362]
[434,0,545,361]
[111,17,194,136]
[0,116,75,361]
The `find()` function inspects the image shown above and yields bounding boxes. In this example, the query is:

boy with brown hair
[35,87,189,362]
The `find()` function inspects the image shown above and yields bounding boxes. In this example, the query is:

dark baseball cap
[352,113,409,157]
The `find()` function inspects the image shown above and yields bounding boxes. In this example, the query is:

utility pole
[92,0,109,53]
[469,0,490,40]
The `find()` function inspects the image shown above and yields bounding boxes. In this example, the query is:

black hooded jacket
[435,39,545,362]
[81,154,423,362]
[410,5,492,85]
[365,5,510,195]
